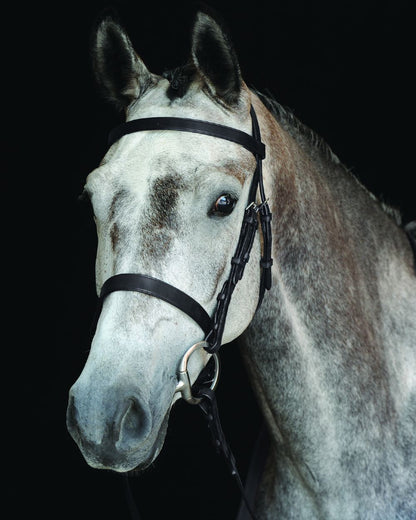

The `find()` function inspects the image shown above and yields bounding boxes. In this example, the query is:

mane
[253,88,342,166]
[254,88,402,225]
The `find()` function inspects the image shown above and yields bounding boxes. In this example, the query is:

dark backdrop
[8,1,414,519]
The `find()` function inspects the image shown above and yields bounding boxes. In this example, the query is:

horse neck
[244,97,416,479]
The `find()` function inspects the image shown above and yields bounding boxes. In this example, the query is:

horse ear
[191,10,242,106]
[91,13,155,108]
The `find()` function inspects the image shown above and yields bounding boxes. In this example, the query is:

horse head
[66,10,263,473]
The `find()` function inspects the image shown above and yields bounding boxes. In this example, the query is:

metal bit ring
[175,341,220,405]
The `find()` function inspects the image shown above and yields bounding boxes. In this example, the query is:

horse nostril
[115,397,152,452]
[66,387,153,467]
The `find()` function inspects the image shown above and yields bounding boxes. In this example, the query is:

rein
[97,106,272,519]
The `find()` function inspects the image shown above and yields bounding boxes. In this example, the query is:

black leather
[100,273,213,336]
[197,387,260,520]
[205,204,259,353]
[108,116,266,159]
[236,424,269,520]
[204,106,272,352]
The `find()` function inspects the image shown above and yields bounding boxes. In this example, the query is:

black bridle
[100,105,272,355]
[97,105,272,520]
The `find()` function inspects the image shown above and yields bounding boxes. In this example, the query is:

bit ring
[175,341,220,405]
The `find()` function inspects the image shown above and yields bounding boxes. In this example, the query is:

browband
[108,116,266,159]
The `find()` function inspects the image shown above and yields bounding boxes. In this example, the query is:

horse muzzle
[66,382,160,472]
[66,341,219,472]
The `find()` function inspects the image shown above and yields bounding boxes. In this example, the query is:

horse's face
[67,12,260,472]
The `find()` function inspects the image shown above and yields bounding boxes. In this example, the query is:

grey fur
[241,91,416,518]
[69,10,416,519]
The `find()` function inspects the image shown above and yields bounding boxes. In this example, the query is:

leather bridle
[96,106,272,520]
[84,103,277,520]
[99,105,272,405]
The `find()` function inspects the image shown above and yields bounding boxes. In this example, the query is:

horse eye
[211,194,237,216]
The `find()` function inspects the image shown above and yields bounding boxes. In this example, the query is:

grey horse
[67,9,416,519]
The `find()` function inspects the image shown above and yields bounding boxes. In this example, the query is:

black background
[7,0,414,519]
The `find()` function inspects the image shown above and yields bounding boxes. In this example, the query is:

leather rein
[97,105,272,519]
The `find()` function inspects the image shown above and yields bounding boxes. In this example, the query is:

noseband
[98,106,272,403]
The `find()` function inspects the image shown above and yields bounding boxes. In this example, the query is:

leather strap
[100,273,213,337]
[249,106,273,304]
[204,106,272,353]
[205,204,259,353]
[108,116,266,159]
[236,424,270,520]
[196,388,260,520]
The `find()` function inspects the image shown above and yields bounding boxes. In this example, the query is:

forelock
[162,63,197,101]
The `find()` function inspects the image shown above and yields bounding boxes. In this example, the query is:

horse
[66,9,416,519]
